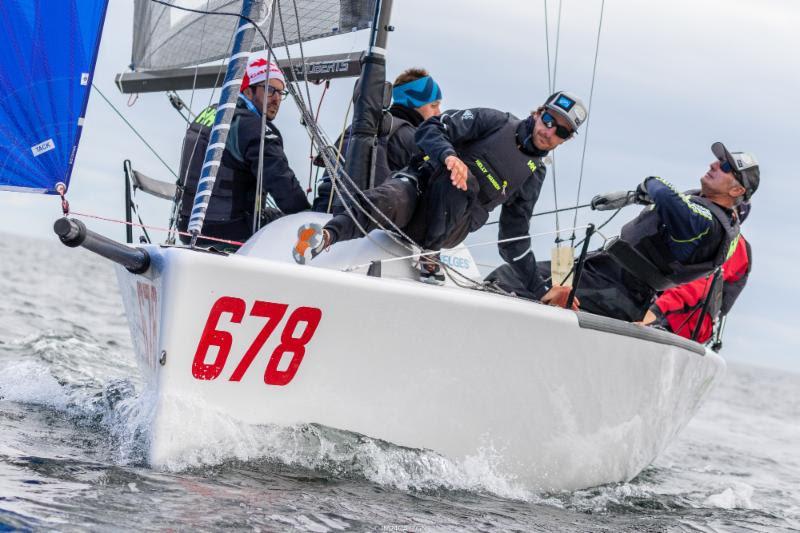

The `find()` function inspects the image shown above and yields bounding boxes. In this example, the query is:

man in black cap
[542,142,760,321]
[294,91,588,288]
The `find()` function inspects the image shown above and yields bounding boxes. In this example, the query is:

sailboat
[0,0,725,491]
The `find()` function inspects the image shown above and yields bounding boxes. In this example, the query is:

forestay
[0,0,108,194]
[132,0,377,71]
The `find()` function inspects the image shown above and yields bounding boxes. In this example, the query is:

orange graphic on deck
[294,227,317,256]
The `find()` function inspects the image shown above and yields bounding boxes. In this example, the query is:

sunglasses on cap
[540,111,573,140]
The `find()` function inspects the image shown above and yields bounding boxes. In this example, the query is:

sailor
[297,91,587,286]
[540,142,759,321]
[640,202,753,346]
[177,51,309,248]
[312,67,443,211]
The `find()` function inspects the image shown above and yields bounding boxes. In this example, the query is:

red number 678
[191,296,322,386]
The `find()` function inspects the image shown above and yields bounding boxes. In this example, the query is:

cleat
[293,223,326,264]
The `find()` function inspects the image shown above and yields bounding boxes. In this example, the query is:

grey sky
[0,0,797,371]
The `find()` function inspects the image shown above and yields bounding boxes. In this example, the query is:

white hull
[116,214,724,491]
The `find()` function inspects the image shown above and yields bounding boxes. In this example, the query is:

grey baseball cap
[544,91,588,132]
[711,142,760,200]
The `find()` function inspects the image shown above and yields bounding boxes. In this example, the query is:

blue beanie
[392,76,442,108]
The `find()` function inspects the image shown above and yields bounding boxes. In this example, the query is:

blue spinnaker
[0,0,108,194]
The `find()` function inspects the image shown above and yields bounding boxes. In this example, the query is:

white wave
[703,482,755,510]
[145,392,532,501]
[0,360,70,409]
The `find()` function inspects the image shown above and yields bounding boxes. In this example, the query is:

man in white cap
[294,91,587,287]
[177,51,309,248]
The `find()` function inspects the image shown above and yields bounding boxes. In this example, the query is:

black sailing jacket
[178,99,309,239]
[415,108,551,298]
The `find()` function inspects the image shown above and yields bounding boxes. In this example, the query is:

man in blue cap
[313,68,443,211]
[296,91,587,287]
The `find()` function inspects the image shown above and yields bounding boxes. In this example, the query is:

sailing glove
[590,190,637,211]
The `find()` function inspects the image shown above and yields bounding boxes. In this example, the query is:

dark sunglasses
[541,111,573,140]
[719,159,753,191]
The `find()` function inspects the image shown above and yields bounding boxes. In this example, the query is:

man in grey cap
[294,91,587,287]
[560,142,758,321]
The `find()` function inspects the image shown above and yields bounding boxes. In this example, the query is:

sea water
[0,232,798,532]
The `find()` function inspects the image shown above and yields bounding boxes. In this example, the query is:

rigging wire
[166,0,233,243]
[253,0,278,233]
[544,0,552,94]
[485,201,592,225]
[147,0,419,257]
[91,83,177,179]
[146,0,491,289]
[543,0,564,241]
[569,0,605,245]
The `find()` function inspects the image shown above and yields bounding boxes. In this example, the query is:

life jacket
[455,118,543,227]
[605,194,740,291]
[177,104,250,225]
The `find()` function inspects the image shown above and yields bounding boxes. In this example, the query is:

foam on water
[0,356,531,501]
[0,360,69,410]
[703,482,756,510]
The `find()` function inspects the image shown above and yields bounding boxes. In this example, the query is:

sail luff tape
[211,124,230,133]
[201,160,222,170]
[195,190,213,198]
[198,176,215,187]
[230,51,250,61]
[207,143,226,151]
[369,46,386,56]
[222,78,243,90]
[217,103,237,112]
[236,23,255,34]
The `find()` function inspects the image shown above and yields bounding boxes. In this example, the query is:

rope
[343,225,590,272]
[326,89,355,213]
[91,83,178,179]
[570,0,605,243]
[69,210,244,247]
[307,80,330,193]
[485,202,592,225]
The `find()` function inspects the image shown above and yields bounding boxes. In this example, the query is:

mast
[187,0,263,242]
[342,0,394,191]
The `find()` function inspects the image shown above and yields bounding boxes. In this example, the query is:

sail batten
[0,0,108,195]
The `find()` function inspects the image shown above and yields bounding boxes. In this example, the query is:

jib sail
[0,0,109,194]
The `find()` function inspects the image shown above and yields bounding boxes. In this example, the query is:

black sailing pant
[486,252,656,322]
[324,171,480,251]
